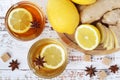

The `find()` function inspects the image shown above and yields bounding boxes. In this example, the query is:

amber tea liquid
[28,38,68,78]
[5,1,45,41]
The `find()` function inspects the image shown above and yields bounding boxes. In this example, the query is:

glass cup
[5,1,45,41]
[27,38,68,78]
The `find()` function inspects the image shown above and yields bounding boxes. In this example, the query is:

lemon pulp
[40,44,65,69]
[8,8,33,33]
[75,24,101,50]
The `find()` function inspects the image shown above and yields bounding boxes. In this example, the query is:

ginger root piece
[81,0,120,23]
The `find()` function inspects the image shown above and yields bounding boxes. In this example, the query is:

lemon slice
[75,24,101,50]
[40,44,65,69]
[8,8,33,33]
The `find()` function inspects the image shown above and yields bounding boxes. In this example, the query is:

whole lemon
[47,0,79,34]
[71,0,96,5]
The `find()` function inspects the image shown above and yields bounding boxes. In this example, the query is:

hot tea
[5,1,45,41]
[28,38,68,78]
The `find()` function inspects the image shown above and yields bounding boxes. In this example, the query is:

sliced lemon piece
[40,44,65,69]
[75,24,101,50]
[8,8,33,33]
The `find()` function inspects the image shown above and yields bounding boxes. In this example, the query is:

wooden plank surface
[0,0,120,80]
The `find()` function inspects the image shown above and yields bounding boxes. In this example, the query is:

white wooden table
[0,0,120,80]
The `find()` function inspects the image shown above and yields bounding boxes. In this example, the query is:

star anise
[85,65,97,77]
[33,56,46,69]
[109,65,119,73]
[31,20,40,28]
[8,59,20,71]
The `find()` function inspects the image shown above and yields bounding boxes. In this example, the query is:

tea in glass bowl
[5,1,45,41]
[27,38,68,78]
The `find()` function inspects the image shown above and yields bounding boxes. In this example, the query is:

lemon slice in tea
[75,24,101,50]
[8,8,33,33]
[40,44,65,69]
